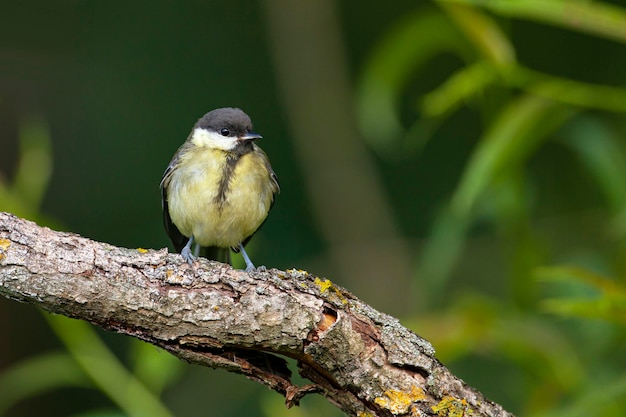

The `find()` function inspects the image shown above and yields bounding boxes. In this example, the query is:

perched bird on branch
[161,107,279,271]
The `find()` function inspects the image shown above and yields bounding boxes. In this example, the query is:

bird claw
[181,247,196,264]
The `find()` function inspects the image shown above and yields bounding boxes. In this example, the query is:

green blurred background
[2,0,626,416]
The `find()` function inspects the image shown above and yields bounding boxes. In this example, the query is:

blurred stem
[261,0,416,312]
[44,314,174,417]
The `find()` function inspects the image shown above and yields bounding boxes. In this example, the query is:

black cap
[195,107,255,138]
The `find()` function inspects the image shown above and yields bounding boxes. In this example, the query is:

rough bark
[0,212,513,417]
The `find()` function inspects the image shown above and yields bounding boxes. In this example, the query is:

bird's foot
[181,246,196,265]
[240,243,258,272]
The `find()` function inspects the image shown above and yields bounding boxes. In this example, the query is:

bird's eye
[219,128,230,136]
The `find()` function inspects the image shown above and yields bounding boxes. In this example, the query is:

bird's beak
[240,131,263,141]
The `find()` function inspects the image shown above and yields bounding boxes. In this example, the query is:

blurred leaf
[536,266,626,324]
[508,67,626,113]
[356,9,472,156]
[0,181,38,220]
[451,94,575,216]
[541,298,626,324]
[534,373,626,417]
[418,95,575,290]
[413,296,584,390]
[536,266,625,297]
[0,351,90,415]
[44,314,175,417]
[130,339,183,395]
[439,2,516,66]
[558,118,626,236]
[440,0,626,44]
[0,114,59,227]
[14,115,53,210]
[419,3,516,120]
[421,63,626,121]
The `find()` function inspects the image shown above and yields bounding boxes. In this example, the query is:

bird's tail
[199,246,231,265]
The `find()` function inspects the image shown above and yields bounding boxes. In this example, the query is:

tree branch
[0,212,513,417]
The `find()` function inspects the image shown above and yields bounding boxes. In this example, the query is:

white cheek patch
[191,127,238,150]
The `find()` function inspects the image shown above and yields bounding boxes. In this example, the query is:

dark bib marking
[214,152,241,208]
[214,141,256,209]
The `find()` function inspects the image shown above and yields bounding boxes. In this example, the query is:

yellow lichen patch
[0,238,10,260]
[313,277,348,305]
[136,247,148,253]
[357,412,375,417]
[374,386,426,415]
[0,238,10,251]
[431,396,474,417]
[314,277,333,294]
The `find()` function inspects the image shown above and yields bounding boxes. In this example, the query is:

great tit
[160,107,279,271]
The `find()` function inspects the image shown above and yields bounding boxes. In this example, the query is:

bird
[160,107,279,271]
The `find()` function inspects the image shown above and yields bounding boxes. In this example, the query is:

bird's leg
[239,243,256,272]
[181,236,196,264]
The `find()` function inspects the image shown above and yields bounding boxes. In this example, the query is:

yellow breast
[166,147,275,248]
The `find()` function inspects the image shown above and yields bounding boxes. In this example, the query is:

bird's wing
[257,143,280,195]
[160,142,191,253]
